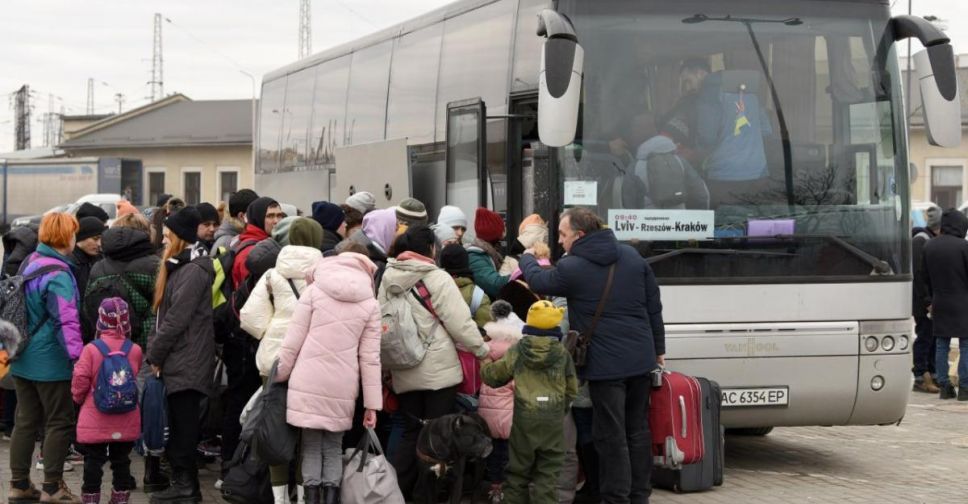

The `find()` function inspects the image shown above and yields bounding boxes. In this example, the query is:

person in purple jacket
[8,212,85,503]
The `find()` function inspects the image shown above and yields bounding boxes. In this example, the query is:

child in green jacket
[481,300,578,504]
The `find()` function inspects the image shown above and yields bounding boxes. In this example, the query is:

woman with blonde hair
[145,206,215,503]
[8,212,85,503]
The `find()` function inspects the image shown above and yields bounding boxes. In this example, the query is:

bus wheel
[726,427,774,436]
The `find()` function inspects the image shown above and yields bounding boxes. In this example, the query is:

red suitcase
[650,370,704,468]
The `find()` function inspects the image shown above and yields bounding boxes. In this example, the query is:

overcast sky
[1,0,967,153]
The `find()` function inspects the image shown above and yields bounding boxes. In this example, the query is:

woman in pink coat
[71,297,143,504]
[275,247,382,504]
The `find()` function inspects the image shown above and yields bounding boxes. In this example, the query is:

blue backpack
[92,339,138,414]
[141,374,169,453]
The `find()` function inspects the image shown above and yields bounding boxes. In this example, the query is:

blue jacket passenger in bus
[519,212,665,381]
[697,70,772,182]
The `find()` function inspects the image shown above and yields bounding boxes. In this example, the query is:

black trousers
[79,442,136,493]
[167,390,205,477]
[589,375,652,504]
[913,315,937,377]
[220,335,261,476]
[392,386,457,502]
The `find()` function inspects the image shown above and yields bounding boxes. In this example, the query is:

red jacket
[231,224,270,288]
[71,330,143,444]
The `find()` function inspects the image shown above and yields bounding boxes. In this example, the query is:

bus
[256,0,960,430]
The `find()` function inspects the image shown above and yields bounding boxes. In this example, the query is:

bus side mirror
[914,46,960,147]
[537,10,583,147]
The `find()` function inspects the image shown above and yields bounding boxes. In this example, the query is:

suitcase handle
[679,396,687,438]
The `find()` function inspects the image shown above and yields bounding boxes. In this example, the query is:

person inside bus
[626,113,710,210]
[657,58,711,166]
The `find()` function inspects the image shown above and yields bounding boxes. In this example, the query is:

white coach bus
[256,0,961,430]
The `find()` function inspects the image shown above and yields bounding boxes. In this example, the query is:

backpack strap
[92,339,110,357]
[25,263,70,335]
[120,339,133,355]
[469,286,485,317]
[287,279,300,298]
[412,281,439,320]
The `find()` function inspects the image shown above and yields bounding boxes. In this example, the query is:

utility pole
[43,93,55,147]
[150,13,164,101]
[86,78,95,114]
[14,85,31,150]
[299,0,312,59]
[114,93,125,114]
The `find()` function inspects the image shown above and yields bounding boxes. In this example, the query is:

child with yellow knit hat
[481,300,578,504]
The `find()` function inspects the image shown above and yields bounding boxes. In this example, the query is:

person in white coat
[240,216,323,504]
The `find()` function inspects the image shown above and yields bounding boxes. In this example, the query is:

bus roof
[263,0,498,84]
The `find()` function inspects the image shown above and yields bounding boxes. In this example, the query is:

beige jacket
[377,255,489,394]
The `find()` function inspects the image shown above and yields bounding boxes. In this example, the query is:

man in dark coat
[923,209,968,401]
[73,217,107,340]
[912,205,941,393]
[1,223,39,277]
[311,200,346,255]
[520,207,665,504]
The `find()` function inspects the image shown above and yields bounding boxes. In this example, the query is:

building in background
[60,94,254,207]
[906,54,968,208]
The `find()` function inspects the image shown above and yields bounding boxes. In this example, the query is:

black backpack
[0,263,67,358]
[221,440,273,504]
[643,151,689,208]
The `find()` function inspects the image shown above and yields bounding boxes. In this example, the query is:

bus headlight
[898,335,909,351]
[881,336,895,352]
[871,375,885,391]
[864,336,879,352]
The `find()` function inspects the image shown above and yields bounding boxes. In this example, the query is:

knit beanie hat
[229,189,260,218]
[116,200,139,218]
[311,201,345,233]
[156,193,173,208]
[396,198,428,226]
[197,202,220,224]
[165,206,201,244]
[431,223,457,245]
[437,205,468,229]
[526,300,565,330]
[76,217,108,242]
[246,197,278,232]
[345,191,377,215]
[474,208,505,243]
[289,216,324,249]
[439,243,473,278]
[76,202,109,224]
[96,297,132,337]
[271,216,297,246]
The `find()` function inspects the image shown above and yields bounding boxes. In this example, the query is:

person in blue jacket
[519,207,665,504]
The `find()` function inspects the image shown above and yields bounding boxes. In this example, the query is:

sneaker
[939,383,957,400]
[40,480,81,503]
[488,483,504,504]
[66,446,84,463]
[36,458,74,472]
[215,478,223,490]
[9,480,42,502]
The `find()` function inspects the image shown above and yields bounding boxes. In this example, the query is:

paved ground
[0,389,963,503]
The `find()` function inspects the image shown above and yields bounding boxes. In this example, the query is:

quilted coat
[275,252,383,431]
[71,329,143,444]
[240,245,321,376]
[478,318,523,440]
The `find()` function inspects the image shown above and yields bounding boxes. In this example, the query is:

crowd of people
[0,190,666,504]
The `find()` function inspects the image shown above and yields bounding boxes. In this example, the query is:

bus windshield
[557,0,910,283]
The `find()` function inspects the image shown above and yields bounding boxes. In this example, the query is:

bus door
[508,93,560,251]
[445,98,488,239]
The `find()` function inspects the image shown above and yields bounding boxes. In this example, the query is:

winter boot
[273,485,290,504]
[959,387,968,401]
[81,492,101,504]
[9,480,42,503]
[108,490,130,504]
[143,455,170,493]
[940,383,957,400]
[322,484,340,504]
[40,480,82,503]
[149,471,198,503]
[303,485,321,504]
[916,372,941,393]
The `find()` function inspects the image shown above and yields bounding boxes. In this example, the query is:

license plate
[721,387,789,408]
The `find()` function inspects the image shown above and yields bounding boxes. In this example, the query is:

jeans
[221,335,262,476]
[913,316,936,377]
[167,390,205,478]
[935,337,968,388]
[78,442,136,493]
[392,386,457,501]
[301,429,344,487]
[384,412,406,461]
[589,375,652,504]
[9,378,74,484]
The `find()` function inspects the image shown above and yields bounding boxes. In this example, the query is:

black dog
[416,413,492,504]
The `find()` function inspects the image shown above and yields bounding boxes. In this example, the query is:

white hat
[345,191,377,215]
[437,205,468,229]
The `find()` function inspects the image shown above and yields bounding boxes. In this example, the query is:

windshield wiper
[646,248,797,265]
[774,234,893,275]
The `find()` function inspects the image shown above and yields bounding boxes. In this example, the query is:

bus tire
[726,427,774,436]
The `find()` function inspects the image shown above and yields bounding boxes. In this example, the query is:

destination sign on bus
[608,209,715,241]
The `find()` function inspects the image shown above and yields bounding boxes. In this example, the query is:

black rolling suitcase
[651,376,724,492]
